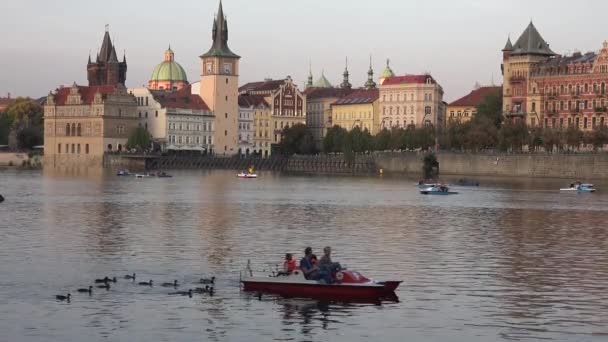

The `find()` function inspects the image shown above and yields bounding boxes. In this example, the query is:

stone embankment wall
[375,152,608,179]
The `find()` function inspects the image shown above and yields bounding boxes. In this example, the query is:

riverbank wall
[70,152,608,179]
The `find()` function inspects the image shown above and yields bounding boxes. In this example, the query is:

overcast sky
[1,0,607,101]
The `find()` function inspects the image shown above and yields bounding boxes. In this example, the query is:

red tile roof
[238,94,269,108]
[239,79,286,93]
[449,86,502,107]
[305,87,354,100]
[150,88,210,111]
[381,74,436,86]
[53,85,116,106]
[332,88,379,106]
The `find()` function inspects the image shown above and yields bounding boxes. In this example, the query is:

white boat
[135,174,147,179]
[560,183,595,192]
[237,173,257,179]
[420,185,458,195]
[417,182,438,189]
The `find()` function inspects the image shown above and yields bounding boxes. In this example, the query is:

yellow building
[331,89,380,134]
[239,94,271,157]
[447,86,501,124]
[305,87,354,149]
[199,1,240,155]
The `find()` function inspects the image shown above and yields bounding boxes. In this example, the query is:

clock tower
[200,0,240,155]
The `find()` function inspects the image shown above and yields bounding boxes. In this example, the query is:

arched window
[584,83,589,93]
[77,123,82,136]
[71,123,76,136]
[66,123,71,136]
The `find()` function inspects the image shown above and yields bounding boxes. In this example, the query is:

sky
[1,0,607,102]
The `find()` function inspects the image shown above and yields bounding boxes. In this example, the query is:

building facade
[239,76,306,147]
[305,87,354,149]
[502,22,608,130]
[447,86,502,123]
[239,95,269,156]
[87,28,127,87]
[129,87,214,153]
[148,47,189,91]
[43,83,139,166]
[199,1,240,155]
[331,89,380,134]
[379,74,445,129]
[237,96,254,155]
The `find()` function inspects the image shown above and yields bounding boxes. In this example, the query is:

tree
[373,128,391,151]
[422,152,439,179]
[474,93,503,129]
[4,98,43,149]
[590,125,608,151]
[6,98,43,128]
[323,125,348,153]
[498,120,529,152]
[528,127,544,152]
[0,114,13,145]
[278,123,316,155]
[464,118,498,151]
[126,126,151,151]
[565,126,583,151]
[17,126,43,149]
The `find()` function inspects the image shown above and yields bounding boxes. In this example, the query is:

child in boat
[277,253,296,276]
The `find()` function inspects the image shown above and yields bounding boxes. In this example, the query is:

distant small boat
[560,182,595,193]
[417,183,438,189]
[116,170,130,176]
[157,172,173,178]
[135,174,147,179]
[420,185,458,195]
[237,173,257,179]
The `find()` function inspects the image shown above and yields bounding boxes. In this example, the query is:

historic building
[148,47,189,91]
[87,27,127,87]
[199,1,240,155]
[305,87,354,148]
[43,83,139,166]
[447,86,502,123]
[129,87,214,153]
[239,76,306,147]
[331,89,380,134]
[502,22,608,130]
[0,93,14,113]
[239,95,269,156]
[378,73,445,129]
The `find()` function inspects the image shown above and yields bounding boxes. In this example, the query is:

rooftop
[332,88,379,106]
[239,79,287,93]
[150,88,209,111]
[53,85,117,106]
[238,94,269,108]
[449,86,502,107]
[381,74,436,86]
[305,87,354,100]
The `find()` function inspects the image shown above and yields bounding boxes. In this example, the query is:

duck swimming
[77,286,93,294]
[97,283,111,290]
[138,280,153,286]
[124,273,136,280]
[56,293,71,301]
[194,286,214,294]
[94,277,110,284]
[161,280,178,287]
[200,276,215,284]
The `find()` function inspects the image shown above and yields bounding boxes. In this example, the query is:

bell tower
[200,0,240,155]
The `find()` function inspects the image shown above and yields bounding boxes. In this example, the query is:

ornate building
[447,86,502,123]
[379,73,445,129]
[502,22,608,130]
[305,87,354,149]
[239,76,306,147]
[87,27,127,87]
[199,0,240,155]
[148,47,189,91]
[239,95,270,157]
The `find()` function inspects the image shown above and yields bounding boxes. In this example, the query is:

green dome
[313,72,332,88]
[150,60,188,82]
[381,59,395,78]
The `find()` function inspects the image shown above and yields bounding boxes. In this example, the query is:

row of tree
[0,98,44,149]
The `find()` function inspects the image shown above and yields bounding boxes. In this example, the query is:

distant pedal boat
[560,183,595,192]
[237,173,257,179]
[419,185,458,195]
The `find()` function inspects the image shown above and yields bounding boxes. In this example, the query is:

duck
[138,280,153,286]
[0,194,4,203]
[94,277,111,284]
[56,293,71,301]
[169,289,193,297]
[77,286,93,294]
[124,273,136,280]
[194,285,214,294]
[161,280,179,288]
[200,276,215,284]
[97,283,111,290]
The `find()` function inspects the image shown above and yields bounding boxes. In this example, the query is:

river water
[1,169,608,341]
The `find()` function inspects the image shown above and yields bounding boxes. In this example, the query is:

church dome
[381,59,395,79]
[313,71,332,88]
[150,47,188,82]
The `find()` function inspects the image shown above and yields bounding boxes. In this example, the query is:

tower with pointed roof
[365,56,376,89]
[87,27,127,86]
[340,57,352,89]
[306,62,314,89]
[200,0,240,155]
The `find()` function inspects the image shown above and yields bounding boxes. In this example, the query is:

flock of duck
[55,273,216,302]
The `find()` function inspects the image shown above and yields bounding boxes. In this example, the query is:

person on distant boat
[311,254,318,265]
[319,246,341,284]
[300,247,321,281]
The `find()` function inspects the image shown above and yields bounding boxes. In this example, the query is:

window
[531,102,536,112]
[71,144,75,154]
[155,111,158,118]
[145,112,148,118]
[225,96,228,101]
[425,106,431,115]
[225,113,228,119]
[226,78,229,84]
[139,112,142,118]
[77,144,81,154]
[584,117,588,129]
[58,144,61,153]
[85,144,89,154]
[66,123,70,136]
[145,97,149,106]
[225,130,227,136]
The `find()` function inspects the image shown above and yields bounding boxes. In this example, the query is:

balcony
[510,76,526,83]
[504,111,526,118]
[570,108,580,116]
[595,107,607,113]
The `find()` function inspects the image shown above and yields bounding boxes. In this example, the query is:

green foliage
[373,128,391,151]
[4,98,43,149]
[17,126,43,150]
[473,92,503,129]
[590,125,608,151]
[278,123,317,155]
[0,114,13,145]
[422,152,439,179]
[323,125,348,153]
[565,126,583,151]
[498,120,529,152]
[6,97,43,129]
[126,126,151,151]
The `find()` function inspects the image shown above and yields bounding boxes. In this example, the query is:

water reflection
[2,169,608,341]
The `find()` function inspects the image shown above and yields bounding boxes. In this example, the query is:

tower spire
[306,60,313,88]
[201,0,239,58]
[340,56,352,89]
[365,55,376,89]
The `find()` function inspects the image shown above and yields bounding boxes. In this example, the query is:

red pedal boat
[241,263,401,301]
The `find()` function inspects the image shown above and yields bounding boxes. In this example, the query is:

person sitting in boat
[300,247,321,281]
[277,253,297,276]
[319,246,341,283]
[311,254,318,265]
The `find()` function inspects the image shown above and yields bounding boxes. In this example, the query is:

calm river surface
[1,169,608,341]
